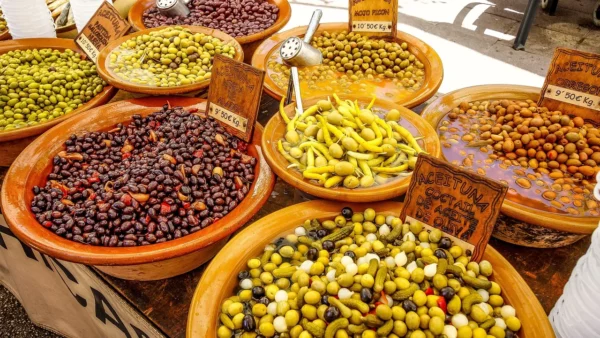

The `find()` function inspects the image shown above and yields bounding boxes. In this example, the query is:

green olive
[329,143,344,159]
[385,109,401,121]
[334,161,355,176]
[343,175,360,188]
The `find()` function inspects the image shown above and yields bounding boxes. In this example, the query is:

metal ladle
[280,9,323,113]
[156,0,191,17]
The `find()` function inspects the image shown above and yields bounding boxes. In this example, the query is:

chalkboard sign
[400,154,507,262]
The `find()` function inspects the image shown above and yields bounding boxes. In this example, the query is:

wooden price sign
[349,0,398,38]
[206,54,265,142]
[75,1,131,63]
[539,48,600,117]
[400,154,508,262]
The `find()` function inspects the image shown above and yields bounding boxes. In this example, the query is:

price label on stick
[349,0,398,38]
[399,154,508,262]
[75,2,130,63]
[207,55,265,142]
[539,48,600,117]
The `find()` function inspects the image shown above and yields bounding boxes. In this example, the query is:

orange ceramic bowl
[0,38,118,166]
[96,26,244,95]
[127,0,291,63]
[421,84,598,248]
[187,200,555,338]
[252,22,444,108]
[262,97,441,202]
[1,97,275,281]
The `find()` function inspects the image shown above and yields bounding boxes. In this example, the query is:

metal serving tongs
[280,9,323,114]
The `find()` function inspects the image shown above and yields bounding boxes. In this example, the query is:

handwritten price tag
[207,55,265,142]
[349,0,397,38]
[75,2,130,63]
[352,21,393,33]
[539,48,600,118]
[400,154,507,262]
[208,104,248,133]
[545,85,600,110]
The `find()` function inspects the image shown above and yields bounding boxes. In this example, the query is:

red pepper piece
[87,177,100,183]
[160,202,171,215]
[189,108,198,113]
[425,287,434,296]
[183,202,191,209]
[380,291,390,305]
[88,193,96,201]
[437,297,447,314]
[42,221,52,228]
[120,193,132,206]
[193,150,204,158]
[122,152,132,160]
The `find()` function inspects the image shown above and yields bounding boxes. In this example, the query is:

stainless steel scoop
[156,0,191,17]
[281,9,323,110]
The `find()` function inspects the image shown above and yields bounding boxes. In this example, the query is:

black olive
[344,251,356,259]
[324,306,340,322]
[341,207,353,219]
[360,288,373,303]
[445,313,452,324]
[505,330,515,338]
[466,249,472,256]
[402,299,417,312]
[434,249,447,259]
[322,240,335,252]
[237,270,250,280]
[242,314,256,331]
[440,286,455,302]
[308,230,319,239]
[321,295,329,305]
[307,248,319,261]
[317,229,329,238]
[252,286,265,299]
[439,237,452,249]
[258,297,270,305]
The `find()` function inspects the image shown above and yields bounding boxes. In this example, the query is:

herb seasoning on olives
[31,105,256,246]
[107,26,236,87]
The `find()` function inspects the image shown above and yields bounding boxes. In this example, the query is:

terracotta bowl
[187,200,555,338]
[0,96,275,281]
[96,26,244,95]
[251,22,444,108]
[127,0,292,63]
[421,84,598,248]
[0,38,118,167]
[262,97,441,202]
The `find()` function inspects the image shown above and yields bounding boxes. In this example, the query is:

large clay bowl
[421,84,598,248]
[252,22,444,108]
[0,38,117,167]
[1,96,275,281]
[187,200,554,338]
[262,97,441,202]
[96,26,244,95]
[127,0,291,63]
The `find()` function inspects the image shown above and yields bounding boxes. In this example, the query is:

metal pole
[513,0,542,50]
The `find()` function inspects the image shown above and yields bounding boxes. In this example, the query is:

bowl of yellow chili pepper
[261,95,441,202]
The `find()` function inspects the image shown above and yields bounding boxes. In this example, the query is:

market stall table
[0,92,592,337]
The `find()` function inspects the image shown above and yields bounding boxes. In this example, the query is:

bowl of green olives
[96,26,244,95]
[0,38,117,166]
[187,200,554,338]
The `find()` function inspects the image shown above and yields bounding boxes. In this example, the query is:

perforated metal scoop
[281,9,323,110]
[156,0,191,17]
